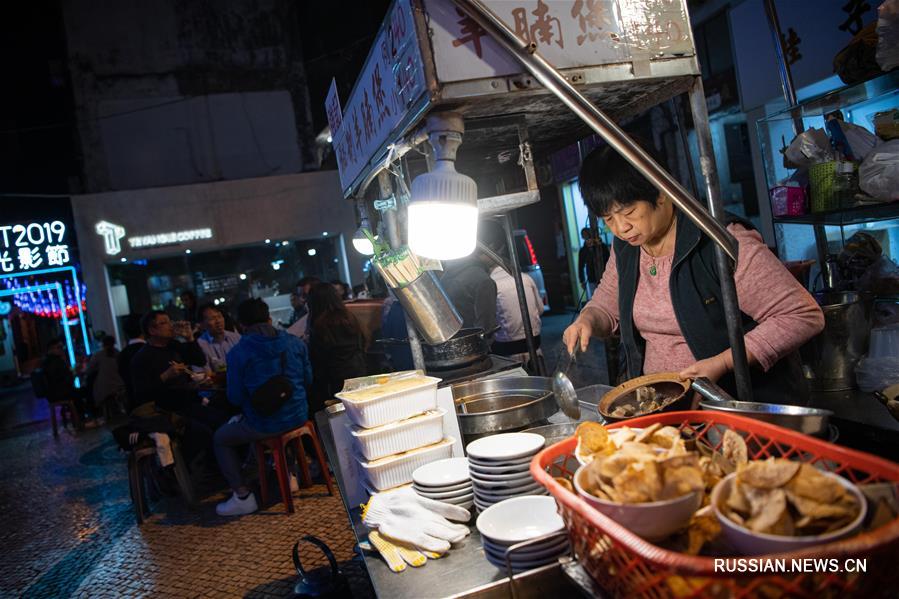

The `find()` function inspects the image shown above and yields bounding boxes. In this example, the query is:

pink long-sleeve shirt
[581,224,824,374]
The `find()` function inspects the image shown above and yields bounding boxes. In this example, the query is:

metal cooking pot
[801,291,872,391]
[452,376,558,443]
[422,326,500,370]
[693,377,833,437]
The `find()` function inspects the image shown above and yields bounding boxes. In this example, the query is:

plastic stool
[255,421,335,514]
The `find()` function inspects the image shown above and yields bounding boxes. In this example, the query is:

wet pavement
[0,382,367,598]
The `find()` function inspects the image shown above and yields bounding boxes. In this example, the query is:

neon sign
[0,221,70,273]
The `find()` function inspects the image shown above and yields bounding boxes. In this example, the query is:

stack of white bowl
[411,457,473,509]
[477,496,570,572]
[466,432,546,511]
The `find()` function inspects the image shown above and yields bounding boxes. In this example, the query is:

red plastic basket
[530,411,899,598]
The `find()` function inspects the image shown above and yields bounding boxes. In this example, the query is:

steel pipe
[451,0,738,264]
[688,79,754,402]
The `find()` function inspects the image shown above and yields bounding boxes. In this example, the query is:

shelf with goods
[756,71,899,271]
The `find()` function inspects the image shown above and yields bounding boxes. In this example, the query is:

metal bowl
[698,399,832,437]
[452,377,558,442]
[598,372,691,422]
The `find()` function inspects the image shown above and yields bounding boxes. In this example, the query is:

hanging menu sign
[329,0,428,196]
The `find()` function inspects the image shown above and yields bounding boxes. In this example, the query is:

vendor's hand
[563,318,592,354]
[173,320,194,341]
[161,361,188,382]
[679,354,730,384]
[363,487,470,554]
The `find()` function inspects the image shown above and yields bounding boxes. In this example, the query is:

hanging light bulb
[407,112,478,260]
[352,215,377,256]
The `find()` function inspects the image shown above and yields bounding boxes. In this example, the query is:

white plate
[484,552,559,572]
[474,497,493,510]
[482,535,569,556]
[468,453,537,467]
[469,470,533,485]
[476,496,564,544]
[414,485,474,500]
[443,492,475,505]
[412,457,470,487]
[466,433,545,462]
[474,486,546,503]
[483,538,569,562]
[472,478,541,495]
[413,479,472,494]
[467,461,533,475]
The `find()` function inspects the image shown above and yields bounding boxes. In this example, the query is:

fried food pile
[576,422,707,503]
[720,457,861,537]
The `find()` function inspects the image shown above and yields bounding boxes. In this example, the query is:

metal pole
[763,0,829,269]
[451,0,739,264]
[379,171,427,372]
[762,0,803,134]
[499,214,542,375]
[687,78,754,402]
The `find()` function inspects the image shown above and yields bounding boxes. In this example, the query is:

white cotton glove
[362,487,471,554]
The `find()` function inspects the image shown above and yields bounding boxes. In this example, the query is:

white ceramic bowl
[412,457,470,487]
[711,472,867,556]
[443,492,475,505]
[484,552,559,571]
[467,461,533,475]
[482,535,569,558]
[466,433,545,462]
[573,465,701,541]
[476,496,564,544]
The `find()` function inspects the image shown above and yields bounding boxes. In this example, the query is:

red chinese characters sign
[329,0,427,195]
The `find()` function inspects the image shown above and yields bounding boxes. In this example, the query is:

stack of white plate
[477,496,570,572]
[411,457,474,509]
[466,433,546,511]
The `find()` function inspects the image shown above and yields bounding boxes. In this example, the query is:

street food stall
[316,0,899,596]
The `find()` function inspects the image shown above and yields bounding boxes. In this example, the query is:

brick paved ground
[0,385,370,599]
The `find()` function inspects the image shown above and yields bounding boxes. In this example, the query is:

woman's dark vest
[613,212,805,404]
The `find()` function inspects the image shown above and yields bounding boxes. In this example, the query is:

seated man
[214,298,312,517]
[41,337,89,421]
[196,303,241,370]
[130,310,228,433]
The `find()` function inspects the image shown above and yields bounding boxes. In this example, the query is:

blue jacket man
[214,298,312,517]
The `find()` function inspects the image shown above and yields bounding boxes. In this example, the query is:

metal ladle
[552,349,580,419]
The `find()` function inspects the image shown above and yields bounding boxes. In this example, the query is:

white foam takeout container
[350,409,446,461]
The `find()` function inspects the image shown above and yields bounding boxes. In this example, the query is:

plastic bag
[877,0,899,71]
[859,139,899,200]
[855,356,899,392]
[836,121,879,161]
[784,128,834,167]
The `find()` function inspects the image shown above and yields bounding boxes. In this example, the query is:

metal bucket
[801,291,872,391]
[391,271,463,344]
[451,377,558,445]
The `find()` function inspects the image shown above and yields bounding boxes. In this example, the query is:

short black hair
[297,276,320,291]
[122,313,143,340]
[48,337,65,348]
[140,310,167,336]
[578,142,662,217]
[237,298,269,326]
[197,302,222,321]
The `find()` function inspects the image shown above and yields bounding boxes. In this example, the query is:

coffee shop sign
[95,221,213,256]
[0,221,70,273]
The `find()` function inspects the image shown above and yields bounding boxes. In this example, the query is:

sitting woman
[307,282,368,414]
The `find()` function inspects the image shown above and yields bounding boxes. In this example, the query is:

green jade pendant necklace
[641,216,677,277]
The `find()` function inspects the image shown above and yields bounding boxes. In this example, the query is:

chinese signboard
[330,0,428,195]
[425,0,693,83]
[0,221,72,273]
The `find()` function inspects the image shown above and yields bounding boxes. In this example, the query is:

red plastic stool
[254,421,335,514]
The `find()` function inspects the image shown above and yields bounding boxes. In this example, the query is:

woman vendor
[563,145,824,402]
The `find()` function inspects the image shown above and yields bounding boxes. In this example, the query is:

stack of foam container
[336,372,452,492]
